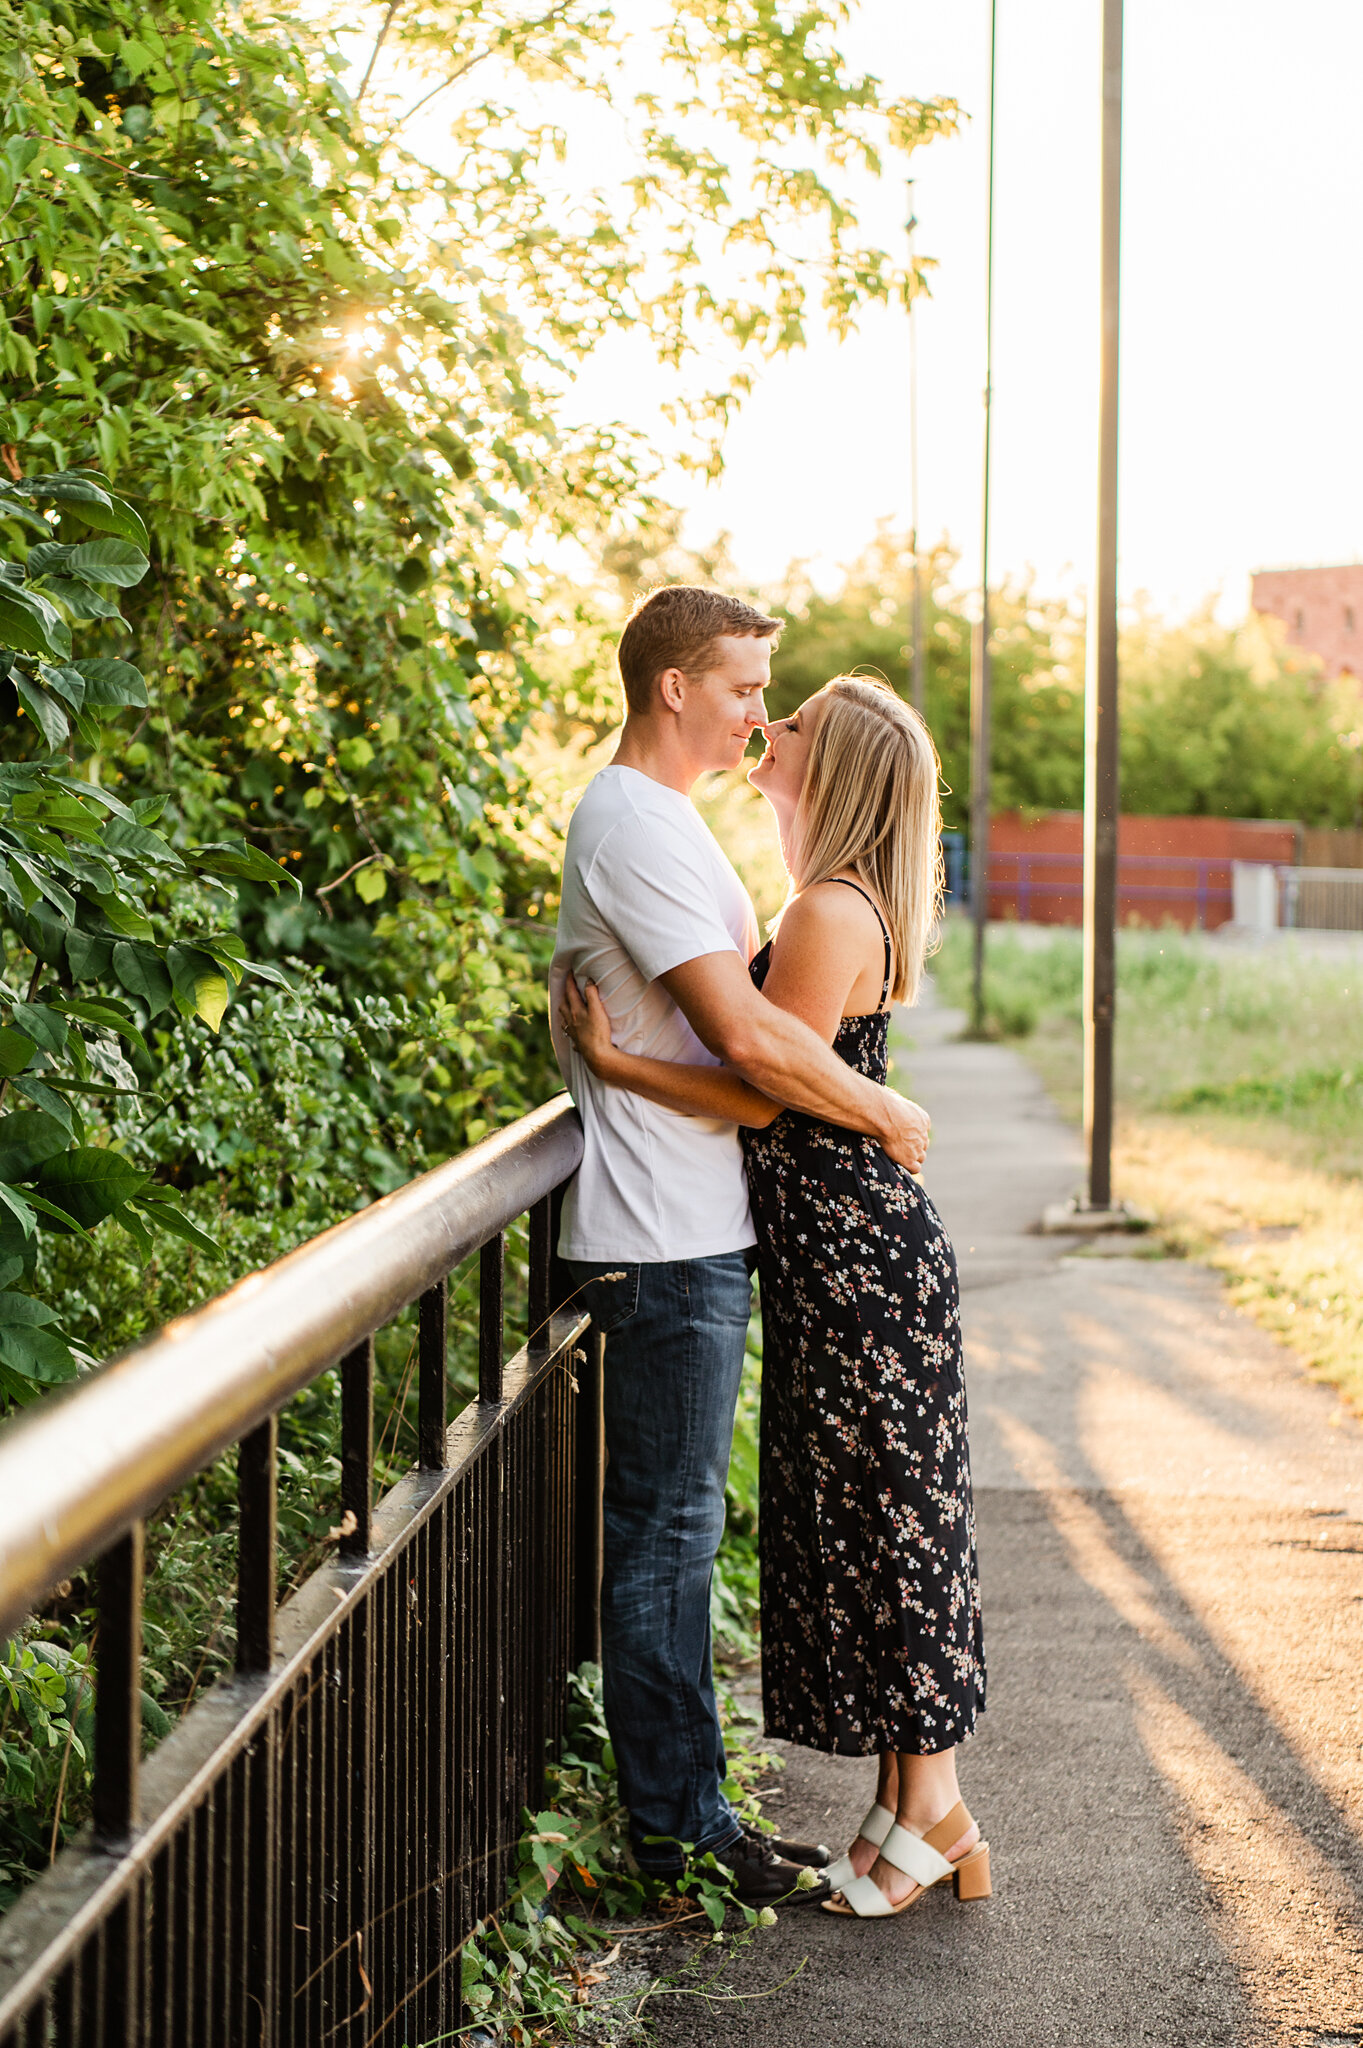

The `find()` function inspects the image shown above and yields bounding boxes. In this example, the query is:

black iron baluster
[236,1418,278,2044]
[101,1897,135,2048]
[422,1504,450,2037]
[340,1337,374,1557]
[418,1279,448,1470]
[237,1417,277,1673]
[242,1731,277,2048]
[93,1523,144,1849]
[340,1604,373,2048]
[574,1332,605,1667]
[528,1196,552,1354]
[478,1236,504,1404]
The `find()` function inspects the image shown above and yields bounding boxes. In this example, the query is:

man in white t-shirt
[550,585,930,1905]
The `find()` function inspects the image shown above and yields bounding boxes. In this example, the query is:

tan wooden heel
[952,1843,992,1900]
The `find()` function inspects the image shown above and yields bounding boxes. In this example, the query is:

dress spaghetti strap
[825,877,893,1010]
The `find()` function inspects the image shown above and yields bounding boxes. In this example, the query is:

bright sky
[566,0,1363,617]
[393,1,1363,618]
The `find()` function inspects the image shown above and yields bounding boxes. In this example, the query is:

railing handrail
[0,1093,583,1642]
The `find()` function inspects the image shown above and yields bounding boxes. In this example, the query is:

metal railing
[0,1095,598,2047]
[1281,865,1363,932]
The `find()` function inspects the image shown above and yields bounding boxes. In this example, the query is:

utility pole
[908,181,926,719]
[1083,0,1123,1211]
[969,0,998,1036]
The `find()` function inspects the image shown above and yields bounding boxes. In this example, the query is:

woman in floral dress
[560,677,989,1918]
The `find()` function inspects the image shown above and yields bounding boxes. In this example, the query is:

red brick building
[1250,562,1363,678]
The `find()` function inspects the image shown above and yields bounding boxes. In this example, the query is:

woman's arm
[559,977,781,1128]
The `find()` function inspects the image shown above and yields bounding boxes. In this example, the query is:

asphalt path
[646,986,1363,2048]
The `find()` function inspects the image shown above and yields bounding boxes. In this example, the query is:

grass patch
[930,917,1363,1407]
[1115,1120,1363,1413]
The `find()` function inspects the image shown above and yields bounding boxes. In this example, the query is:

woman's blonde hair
[787,676,944,1005]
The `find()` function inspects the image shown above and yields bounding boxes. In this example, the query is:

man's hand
[880,1091,931,1175]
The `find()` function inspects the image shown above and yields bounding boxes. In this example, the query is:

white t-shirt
[550,765,760,1263]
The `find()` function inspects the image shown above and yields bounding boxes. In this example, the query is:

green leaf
[12,672,69,749]
[0,1322,78,1386]
[0,1290,59,1328]
[133,1197,221,1258]
[9,1004,66,1055]
[355,863,388,904]
[23,1190,94,1236]
[37,664,87,710]
[88,892,154,941]
[17,473,113,510]
[239,958,293,989]
[50,776,135,821]
[166,943,220,1004]
[188,840,302,895]
[0,584,71,662]
[51,997,148,1058]
[73,658,147,708]
[11,858,77,924]
[40,579,122,621]
[193,974,228,1032]
[24,542,74,578]
[115,1205,155,1258]
[0,1030,36,1079]
[111,944,174,1018]
[64,927,113,981]
[0,1112,70,1183]
[64,538,149,589]
[0,1184,36,1239]
[32,1148,150,1230]
[104,818,182,867]
[12,901,66,967]
[60,494,149,551]
[10,1077,77,1137]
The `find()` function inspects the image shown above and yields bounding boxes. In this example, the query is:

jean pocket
[573,1264,640,1335]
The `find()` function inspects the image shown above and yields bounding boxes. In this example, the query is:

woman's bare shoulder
[771,879,882,960]
[779,878,883,934]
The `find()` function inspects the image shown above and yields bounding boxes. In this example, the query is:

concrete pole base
[1040,1195,1153,1236]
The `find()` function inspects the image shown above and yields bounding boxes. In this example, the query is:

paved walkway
[651,987,1363,2048]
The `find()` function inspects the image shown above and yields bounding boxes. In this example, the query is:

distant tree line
[764,529,1363,832]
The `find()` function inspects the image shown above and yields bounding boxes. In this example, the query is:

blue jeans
[567,1252,753,1876]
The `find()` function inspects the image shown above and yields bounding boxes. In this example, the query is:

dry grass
[1116,1116,1363,1414]
[932,920,1363,1412]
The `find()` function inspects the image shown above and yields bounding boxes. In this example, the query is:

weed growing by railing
[449,1664,792,2046]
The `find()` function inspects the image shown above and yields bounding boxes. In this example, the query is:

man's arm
[659,951,930,1172]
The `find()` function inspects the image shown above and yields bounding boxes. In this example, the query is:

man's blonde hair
[788,677,944,1005]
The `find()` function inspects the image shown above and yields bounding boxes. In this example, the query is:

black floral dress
[743,883,986,1757]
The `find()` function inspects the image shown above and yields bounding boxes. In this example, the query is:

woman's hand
[559,973,619,1079]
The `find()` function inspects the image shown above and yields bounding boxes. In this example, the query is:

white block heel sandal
[823,1801,992,1918]
[822,1800,896,1892]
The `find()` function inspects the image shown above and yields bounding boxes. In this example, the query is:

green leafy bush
[0,467,296,1402]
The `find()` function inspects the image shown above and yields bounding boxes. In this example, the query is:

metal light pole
[908,181,926,719]
[969,0,998,1036]
[1083,0,1123,1210]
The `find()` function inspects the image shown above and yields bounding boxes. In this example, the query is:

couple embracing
[549,585,988,1920]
